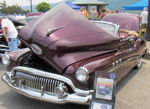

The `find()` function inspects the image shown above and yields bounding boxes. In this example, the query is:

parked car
[21,15,40,25]
[26,12,42,17]
[1,3,146,105]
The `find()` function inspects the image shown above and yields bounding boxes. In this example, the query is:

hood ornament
[31,44,42,55]
[47,26,65,37]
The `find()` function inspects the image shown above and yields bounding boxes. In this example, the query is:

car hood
[19,3,119,73]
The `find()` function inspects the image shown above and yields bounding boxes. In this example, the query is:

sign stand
[89,72,116,109]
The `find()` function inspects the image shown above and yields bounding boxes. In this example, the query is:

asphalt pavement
[0,42,150,109]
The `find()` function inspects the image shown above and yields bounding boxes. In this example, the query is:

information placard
[95,78,114,100]
[91,102,113,109]
[89,72,116,109]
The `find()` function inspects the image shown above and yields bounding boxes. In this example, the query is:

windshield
[94,22,116,36]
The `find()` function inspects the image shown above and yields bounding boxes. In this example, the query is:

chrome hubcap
[137,58,142,68]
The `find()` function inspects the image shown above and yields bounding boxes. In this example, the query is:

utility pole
[3,0,6,14]
[145,0,150,40]
[30,0,32,12]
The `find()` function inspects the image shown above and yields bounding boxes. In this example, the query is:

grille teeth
[16,71,63,93]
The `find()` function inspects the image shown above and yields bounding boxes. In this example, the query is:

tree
[0,0,7,14]
[24,9,30,14]
[6,5,24,14]
[0,4,24,15]
[36,2,51,12]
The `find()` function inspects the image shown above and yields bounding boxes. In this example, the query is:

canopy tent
[123,0,148,10]
[65,1,81,10]
[73,0,108,13]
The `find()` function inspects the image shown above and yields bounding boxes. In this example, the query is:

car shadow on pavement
[116,68,140,94]
[116,51,150,93]
[0,90,88,109]
[143,52,150,60]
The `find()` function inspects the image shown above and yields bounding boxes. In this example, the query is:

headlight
[75,67,89,82]
[2,54,10,65]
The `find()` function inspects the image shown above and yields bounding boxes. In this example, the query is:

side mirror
[134,39,142,48]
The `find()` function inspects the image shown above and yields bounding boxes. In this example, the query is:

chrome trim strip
[12,66,93,95]
[0,45,9,48]
[0,53,3,57]
[108,56,140,72]
[0,49,9,52]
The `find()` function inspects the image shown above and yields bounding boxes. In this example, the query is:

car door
[114,36,138,82]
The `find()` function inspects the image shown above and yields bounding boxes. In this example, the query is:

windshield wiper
[47,26,65,37]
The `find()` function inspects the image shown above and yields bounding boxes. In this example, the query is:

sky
[1,0,65,6]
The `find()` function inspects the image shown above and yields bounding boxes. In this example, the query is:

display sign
[91,102,113,109]
[89,72,116,109]
[95,78,114,100]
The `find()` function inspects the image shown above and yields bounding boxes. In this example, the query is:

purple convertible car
[1,3,146,104]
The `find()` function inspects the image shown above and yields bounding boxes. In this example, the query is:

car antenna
[47,26,65,37]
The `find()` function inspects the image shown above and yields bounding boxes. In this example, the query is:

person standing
[1,16,18,51]
[91,7,98,20]
[115,9,119,13]
[79,7,84,16]
[140,7,148,36]
[81,6,89,19]
[99,9,107,20]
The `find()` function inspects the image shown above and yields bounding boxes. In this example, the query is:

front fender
[6,48,31,71]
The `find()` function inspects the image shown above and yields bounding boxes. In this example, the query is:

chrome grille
[15,71,63,93]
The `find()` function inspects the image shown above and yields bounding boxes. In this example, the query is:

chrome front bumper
[1,66,93,104]
[0,44,9,57]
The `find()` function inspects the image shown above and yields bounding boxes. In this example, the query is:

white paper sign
[96,78,114,100]
[91,102,112,109]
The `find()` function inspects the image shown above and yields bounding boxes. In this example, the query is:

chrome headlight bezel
[75,67,89,82]
[2,53,10,65]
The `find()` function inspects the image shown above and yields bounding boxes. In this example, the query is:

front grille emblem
[31,44,42,55]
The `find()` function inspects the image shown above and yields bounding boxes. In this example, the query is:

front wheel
[134,58,142,69]
[142,48,149,57]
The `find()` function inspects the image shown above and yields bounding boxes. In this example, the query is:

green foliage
[88,15,91,20]
[0,1,7,14]
[0,5,24,15]
[24,9,30,14]
[36,2,51,12]
[88,15,100,20]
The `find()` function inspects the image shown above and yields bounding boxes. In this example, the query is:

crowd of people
[79,6,148,36]
[79,6,119,20]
